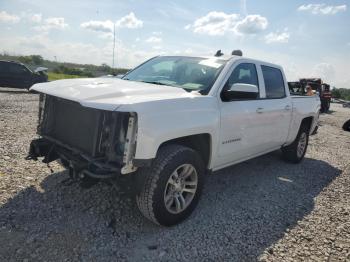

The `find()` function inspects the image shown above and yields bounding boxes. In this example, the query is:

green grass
[48,72,86,81]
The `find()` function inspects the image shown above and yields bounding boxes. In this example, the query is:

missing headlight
[97,111,136,166]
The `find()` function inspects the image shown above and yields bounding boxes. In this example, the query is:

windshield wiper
[140,80,169,86]
[141,80,198,92]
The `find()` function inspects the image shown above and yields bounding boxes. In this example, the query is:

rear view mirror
[222,83,259,101]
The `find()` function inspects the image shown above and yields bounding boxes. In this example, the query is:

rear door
[256,64,292,149]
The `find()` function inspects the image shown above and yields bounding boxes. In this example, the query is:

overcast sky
[0,0,349,88]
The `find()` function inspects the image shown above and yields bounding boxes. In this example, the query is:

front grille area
[40,96,102,156]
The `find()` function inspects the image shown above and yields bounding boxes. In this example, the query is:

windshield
[123,56,226,93]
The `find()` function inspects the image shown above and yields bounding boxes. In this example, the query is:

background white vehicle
[27,53,320,226]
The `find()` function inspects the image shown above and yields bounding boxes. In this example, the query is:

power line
[112,23,116,68]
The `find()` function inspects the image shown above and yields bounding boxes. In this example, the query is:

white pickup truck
[27,54,320,226]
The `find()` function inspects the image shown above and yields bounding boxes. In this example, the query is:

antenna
[112,23,116,68]
[214,50,224,57]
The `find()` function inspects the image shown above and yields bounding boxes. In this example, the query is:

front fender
[120,97,220,163]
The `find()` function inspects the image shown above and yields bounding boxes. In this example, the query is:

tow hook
[68,161,86,180]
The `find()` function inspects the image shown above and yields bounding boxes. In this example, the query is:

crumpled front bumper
[26,138,122,179]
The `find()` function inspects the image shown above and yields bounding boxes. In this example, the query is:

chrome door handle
[284,105,291,111]
[256,107,264,114]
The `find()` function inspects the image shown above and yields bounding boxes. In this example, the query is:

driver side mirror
[221,83,259,101]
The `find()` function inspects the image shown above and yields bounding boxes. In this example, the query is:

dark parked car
[0,60,48,89]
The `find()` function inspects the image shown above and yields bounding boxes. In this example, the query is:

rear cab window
[261,65,286,99]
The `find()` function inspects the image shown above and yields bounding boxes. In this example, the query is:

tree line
[0,53,129,77]
[332,88,350,101]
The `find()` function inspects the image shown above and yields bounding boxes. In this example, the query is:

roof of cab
[156,54,283,69]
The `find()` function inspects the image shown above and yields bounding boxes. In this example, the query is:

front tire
[282,124,309,163]
[136,144,205,226]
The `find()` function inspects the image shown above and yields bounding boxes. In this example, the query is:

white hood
[31,78,197,111]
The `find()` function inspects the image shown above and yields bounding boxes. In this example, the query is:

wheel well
[301,116,313,133]
[159,134,211,168]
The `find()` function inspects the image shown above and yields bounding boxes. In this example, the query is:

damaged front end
[26,94,138,179]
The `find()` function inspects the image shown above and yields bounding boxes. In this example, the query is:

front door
[8,63,32,89]
[0,62,9,87]
[217,62,270,166]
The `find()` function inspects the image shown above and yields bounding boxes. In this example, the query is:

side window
[261,65,286,99]
[9,64,29,75]
[0,62,7,73]
[226,63,259,88]
[221,63,259,101]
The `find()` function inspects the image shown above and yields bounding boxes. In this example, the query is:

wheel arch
[158,133,212,169]
[300,116,314,133]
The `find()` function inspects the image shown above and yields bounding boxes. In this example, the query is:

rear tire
[136,144,205,226]
[282,124,309,163]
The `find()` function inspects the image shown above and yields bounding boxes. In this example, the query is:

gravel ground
[0,87,349,262]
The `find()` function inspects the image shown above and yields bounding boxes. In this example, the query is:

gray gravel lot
[0,87,349,261]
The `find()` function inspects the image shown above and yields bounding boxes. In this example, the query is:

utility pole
[112,23,116,69]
